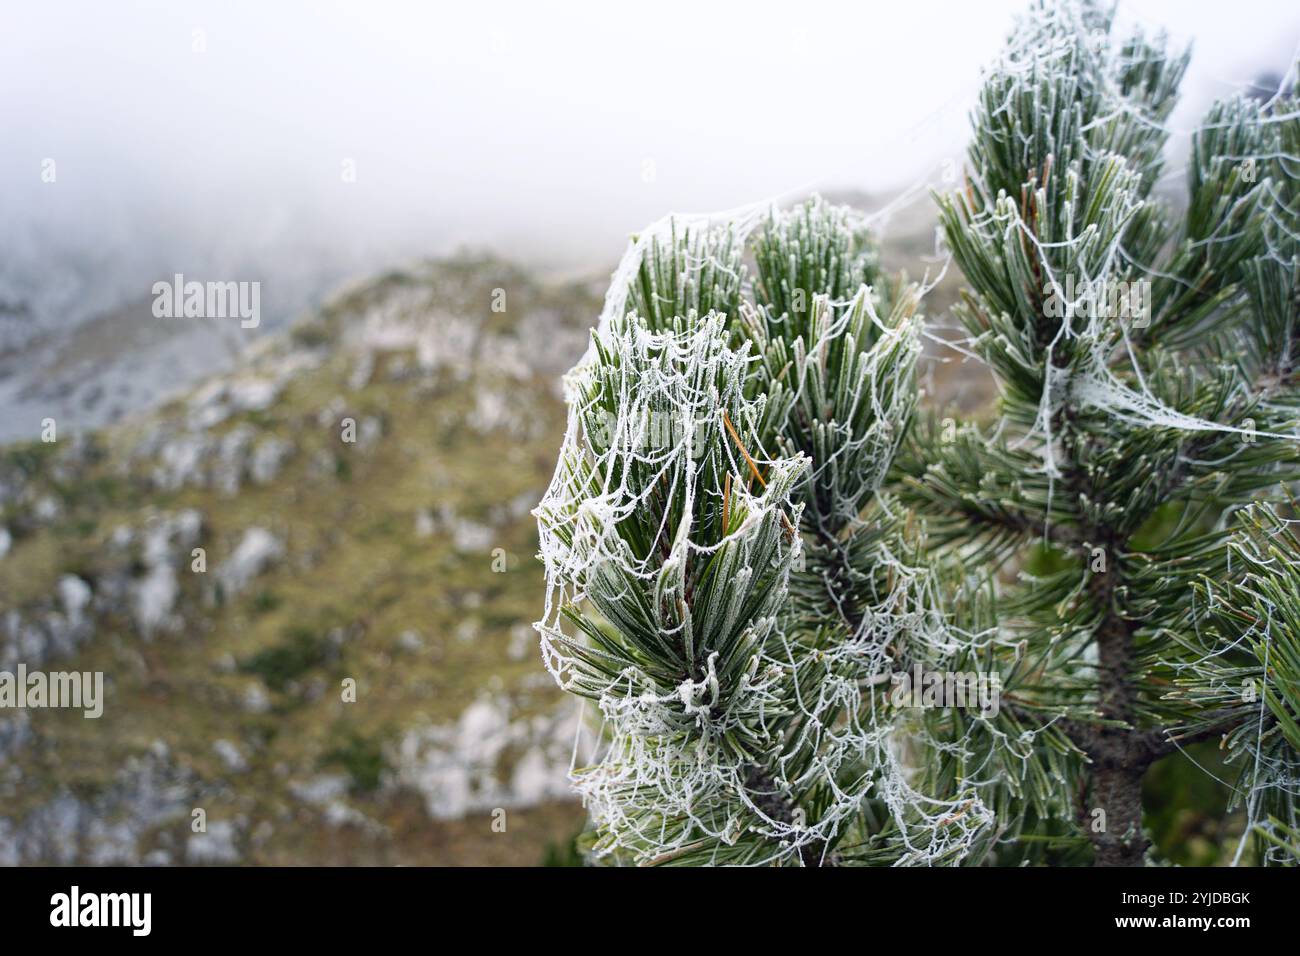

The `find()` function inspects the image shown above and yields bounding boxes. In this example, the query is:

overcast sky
[2,0,1298,279]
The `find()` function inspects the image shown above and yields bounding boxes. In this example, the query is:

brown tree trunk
[1086,576,1152,866]
[1090,751,1149,866]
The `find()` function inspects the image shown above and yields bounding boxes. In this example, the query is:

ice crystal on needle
[535,198,1002,866]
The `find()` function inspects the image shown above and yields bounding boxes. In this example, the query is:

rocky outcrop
[214,527,283,600]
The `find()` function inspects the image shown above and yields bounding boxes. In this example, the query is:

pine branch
[921,0,1300,866]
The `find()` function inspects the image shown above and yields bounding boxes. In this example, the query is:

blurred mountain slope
[0,253,601,865]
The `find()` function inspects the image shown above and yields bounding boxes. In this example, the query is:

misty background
[2,0,1298,869]
[1,0,1298,440]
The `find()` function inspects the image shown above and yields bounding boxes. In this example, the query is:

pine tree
[534,0,1300,866]
[909,0,1300,865]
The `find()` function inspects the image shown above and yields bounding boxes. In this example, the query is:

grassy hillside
[0,253,601,865]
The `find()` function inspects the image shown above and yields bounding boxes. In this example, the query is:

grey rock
[215,527,283,598]
[186,820,240,864]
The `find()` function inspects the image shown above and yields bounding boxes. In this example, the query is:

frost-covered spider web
[953,1,1300,482]
[532,196,1015,866]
